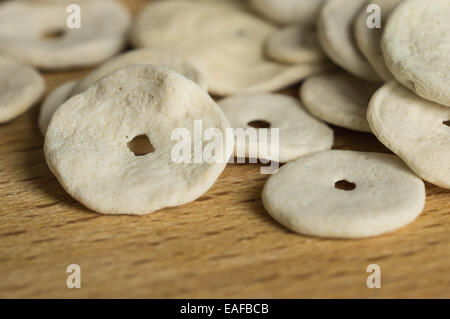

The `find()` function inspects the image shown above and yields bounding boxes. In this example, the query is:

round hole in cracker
[127,134,155,157]
[334,180,356,191]
[247,120,271,129]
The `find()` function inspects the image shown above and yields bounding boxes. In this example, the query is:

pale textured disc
[368,81,450,189]
[265,25,327,64]
[317,0,381,82]
[0,55,45,123]
[354,0,403,81]
[0,0,130,70]
[130,0,329,96]
[218,93,333,162]
[250,0,328,26]
[44,65,233,215]
[262,150,425,238]
[381,0,450,107]
[300,70,380,132]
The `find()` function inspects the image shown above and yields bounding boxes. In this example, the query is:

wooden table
[0,0,449,298]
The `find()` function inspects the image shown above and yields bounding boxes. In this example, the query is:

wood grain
[0,0,449,298]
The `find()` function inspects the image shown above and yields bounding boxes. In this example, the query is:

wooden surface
[0,0,449,299]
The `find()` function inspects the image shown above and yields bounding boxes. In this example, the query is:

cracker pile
[0,0,448,238]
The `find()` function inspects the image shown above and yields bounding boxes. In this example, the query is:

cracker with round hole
[218,93,333,163]
[367,81,450,189]
[300,70,380,132]
[265,25,327,64]
[381,0,450,107]
[262,150,426,238]
[130,0,329,96]
[72,48,207,95]
[0,55,45,123]
[39,80,78,135]
[318,0,380,82]
[0,0,130,70]
[250,0,327,26]
[44,64,233,215]
[354,0,403,81]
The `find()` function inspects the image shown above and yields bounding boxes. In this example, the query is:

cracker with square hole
[72,48,207,95]
[130,0,329,96]
[318,0,380,82]
[0,0,130,70]
[354,0,403,81]
[262,150,425,238]
[368,81,450,189]
[218,93,333,163]
[39,80,78,135]
[381,0,450,107]
[300,70,380,132]
[0,55,45,123]
[44,65,233,215]
[250,0,327,26]
[265,25,327,64]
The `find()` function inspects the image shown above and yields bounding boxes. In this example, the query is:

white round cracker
[250,0,327,26]
[39,80,78,135]
[44,64,233,215]
[300,70,380,132]
[381,0,450,107]
[317,0,381,82]
[218,93,334,163]
[72,48,207,95]
[367,81,450,189]
[0,0,130,70]
[130,0,329,96]
[354,0,403,81]
[0,55,45,123]
[262,150,426,238]
[265,25,327,64]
